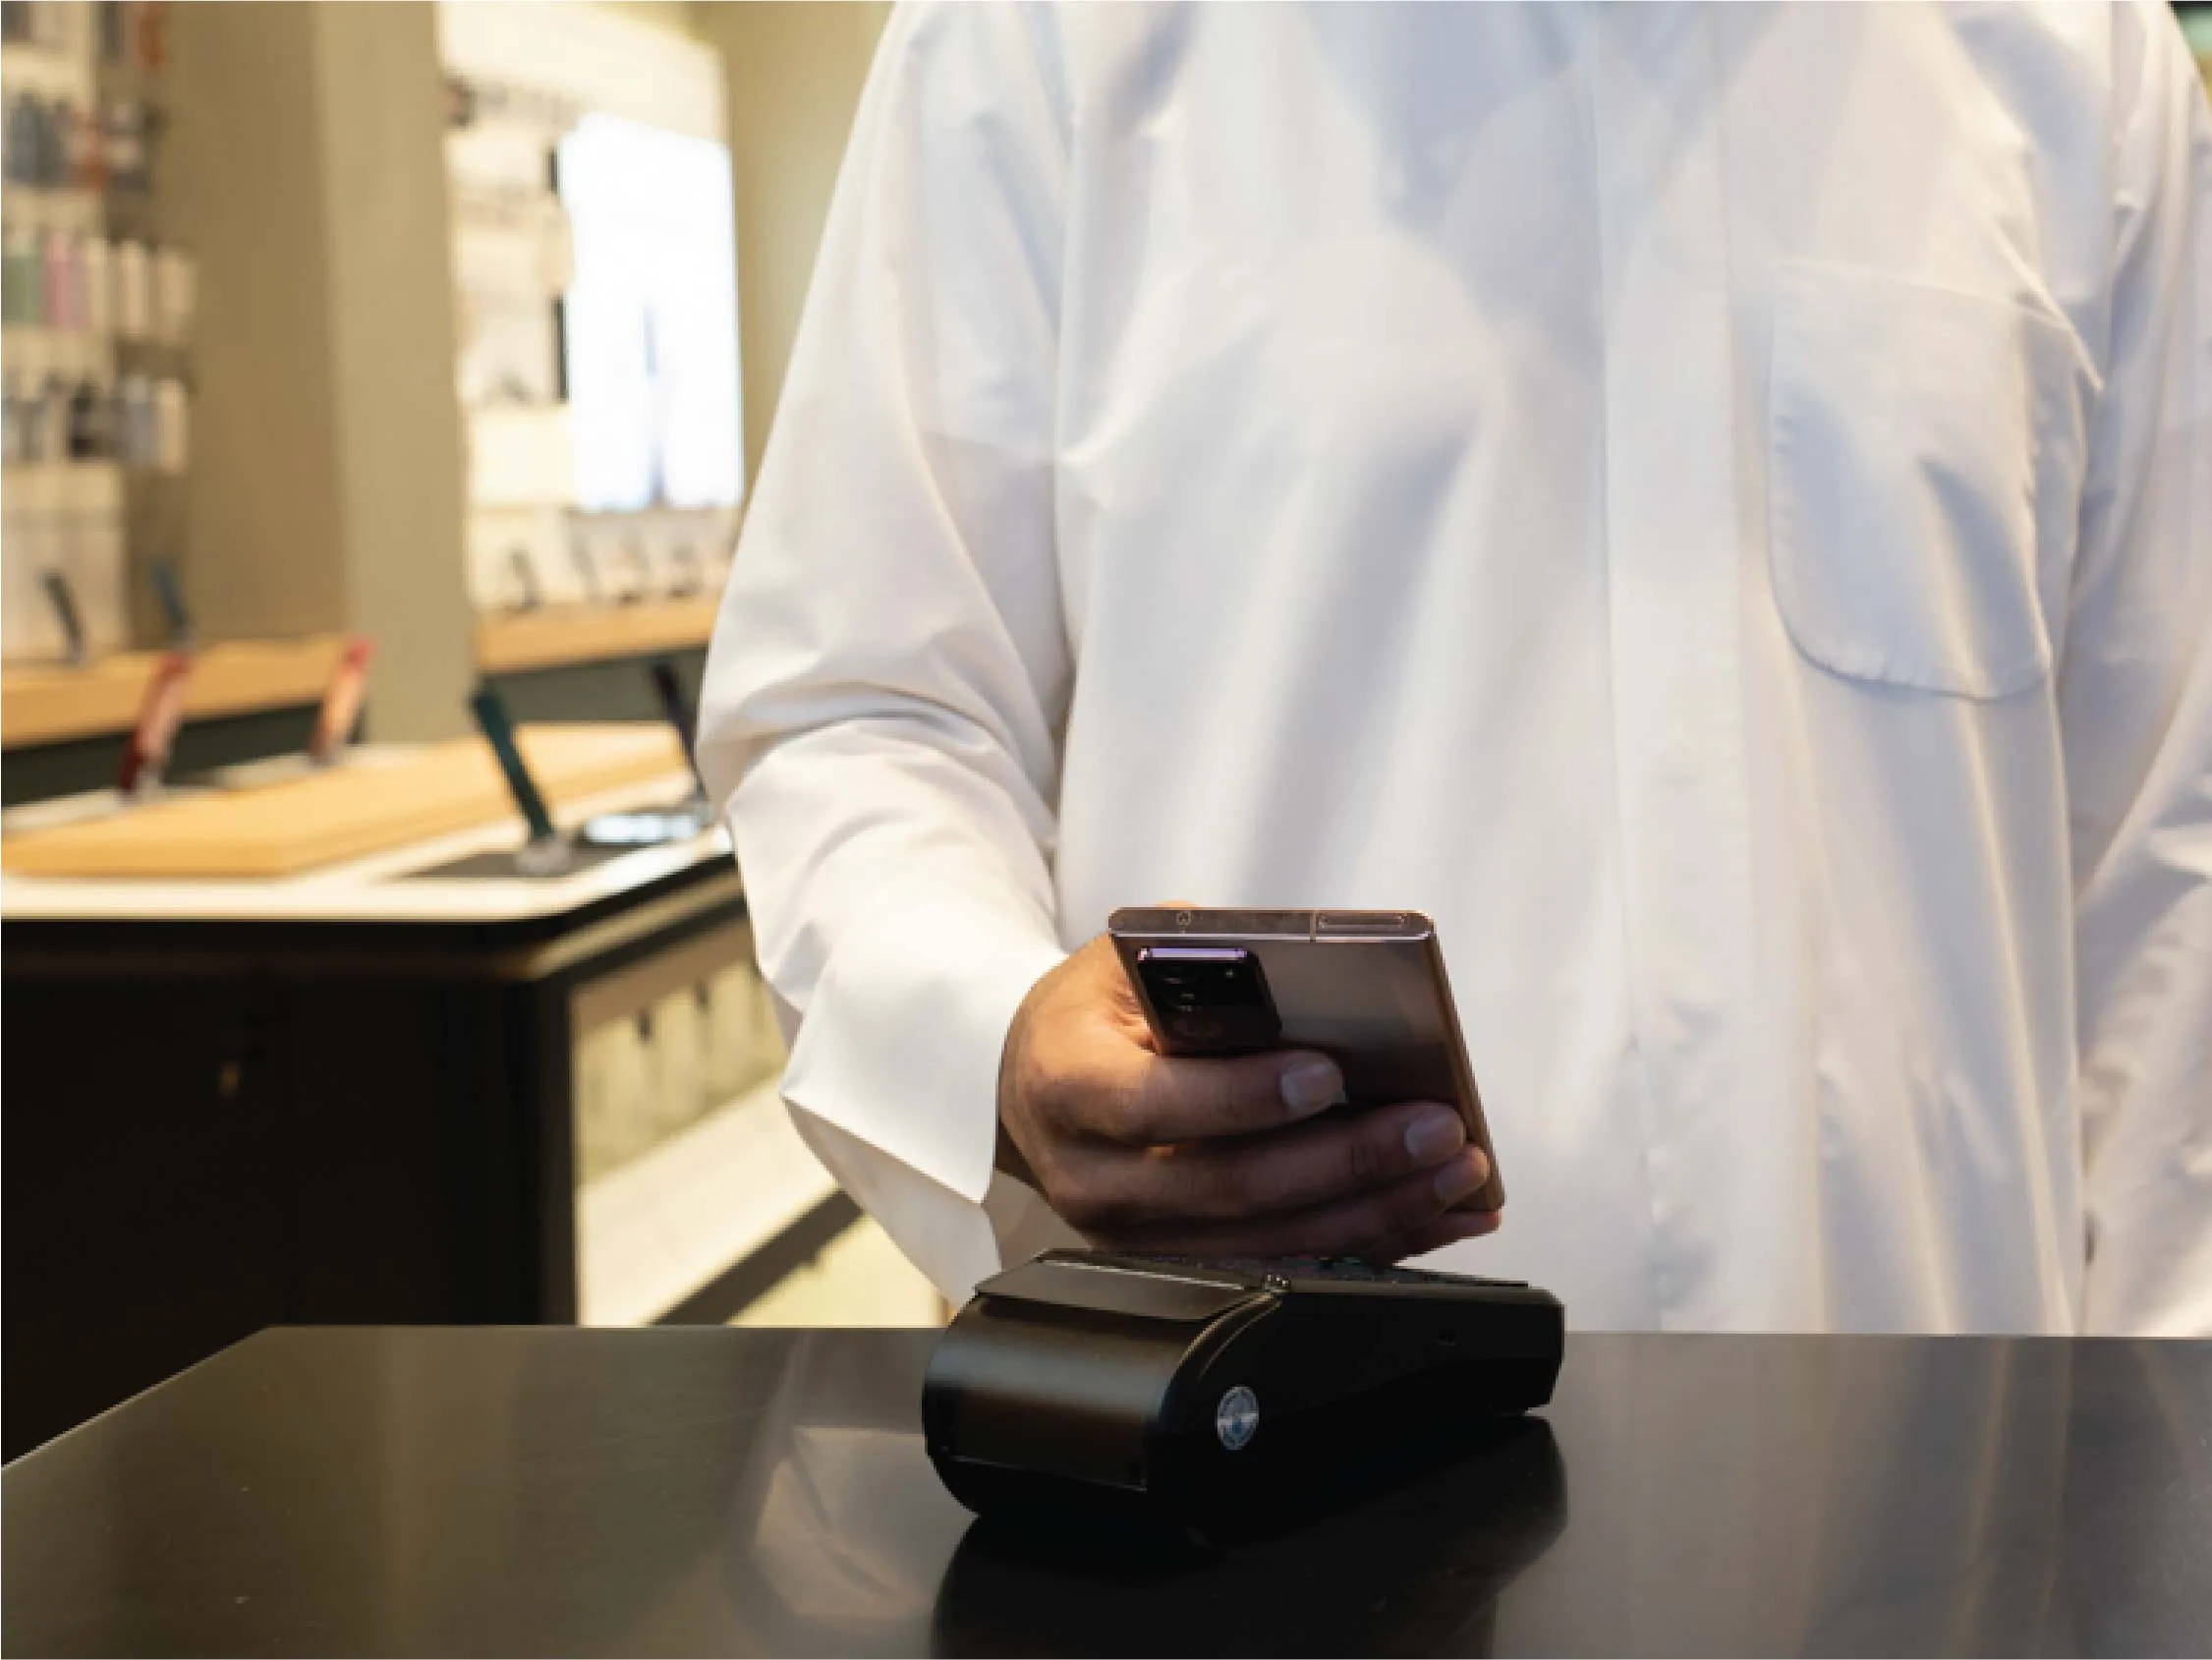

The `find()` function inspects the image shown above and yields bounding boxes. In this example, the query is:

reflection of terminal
[931,1416,1567,1656]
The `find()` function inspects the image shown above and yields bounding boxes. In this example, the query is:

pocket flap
[1768,261,2078,700]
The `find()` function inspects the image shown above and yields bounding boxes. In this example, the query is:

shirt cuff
[776,890,1067,1295]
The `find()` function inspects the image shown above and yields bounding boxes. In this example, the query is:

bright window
[557,113,743,512]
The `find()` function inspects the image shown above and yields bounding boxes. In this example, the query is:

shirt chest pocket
[1768,261,2088,699]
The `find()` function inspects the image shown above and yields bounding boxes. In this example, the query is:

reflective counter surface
[4,1328,2207,1655]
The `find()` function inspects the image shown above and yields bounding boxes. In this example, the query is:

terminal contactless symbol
[1215,1385,1260,1451]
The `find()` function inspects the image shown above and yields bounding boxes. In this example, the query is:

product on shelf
[66,97,102,189]
[151,242,193,340]
[0,0,186,668]
[150,374,185,472]
[110,237,148,337]
[0,91,158,196]
[80,232,110,332]
[1,227,39,322]
[0,460,129,660]
[64,375,104,459]
[0,231,191,338]
[100,97,147,194]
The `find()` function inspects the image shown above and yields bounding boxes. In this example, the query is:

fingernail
[1278,1057,1342,1116]
[1402,1105,1464,1164]
[1434,1150,1487,1205]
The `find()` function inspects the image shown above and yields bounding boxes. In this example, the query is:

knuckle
[1142,1144,1219,1221]
[1231,1058,1294,1122]
[1300,1183,1432,1260]
[1198,1155,1261,1216]
[1381,1177,1447,1236]
[1046,1165,1112,1231]
[1297,1214,1367,1258]
[1105,1077,1168,1144]
[1015,1039,1068,1115]
[1342,1123,1395,1190]
[1041,1072,1095,1136]
[1034,1056,1113,1137]
[1057,1196,1108,1231]
[1067,1158,1177,1233]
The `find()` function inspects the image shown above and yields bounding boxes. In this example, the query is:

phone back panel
[1107,907,1503,1209]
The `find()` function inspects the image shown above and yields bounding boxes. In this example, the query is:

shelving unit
[3,0,198,673]
[474,593,719,676]
[438,2,741,658]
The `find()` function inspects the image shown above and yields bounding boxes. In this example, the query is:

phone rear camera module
[1135,945,1282,1052]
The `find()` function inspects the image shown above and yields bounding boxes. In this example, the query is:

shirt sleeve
[2066,4,2212,1337]
[697,2,1076,1298]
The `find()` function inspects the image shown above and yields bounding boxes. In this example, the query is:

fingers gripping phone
[1108,907,1504,1212]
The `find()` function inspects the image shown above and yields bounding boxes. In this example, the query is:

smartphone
[307,636,373,766]
[647,658,708,801]
[1107,906,1503,1211]
[115,650,194,794]
[465,684,557,845]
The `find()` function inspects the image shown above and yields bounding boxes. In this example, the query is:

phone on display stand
[149,559,194,649]
[115,650,194,796]
[39,568,87,664]
[167,636,375,791]
[573,658,715,850]
[1108,906,1504,1212]
[306,636,373,767]
[467,684,573,875]
[647,658,707,798]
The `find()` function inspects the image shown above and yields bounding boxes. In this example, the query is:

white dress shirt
[700,2,2212,1334]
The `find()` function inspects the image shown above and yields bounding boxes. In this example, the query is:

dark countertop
[4,1327,2207,1657]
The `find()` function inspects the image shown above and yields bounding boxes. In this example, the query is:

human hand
[996,933,1501,1260]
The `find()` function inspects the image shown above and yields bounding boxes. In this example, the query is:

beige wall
[166,2,473,740]
[312,3,475,742]
[689,1,890,487]
[163,3,347,642]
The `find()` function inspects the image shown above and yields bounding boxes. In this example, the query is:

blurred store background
[0,0,929,1463]
[2,2,2208,1460]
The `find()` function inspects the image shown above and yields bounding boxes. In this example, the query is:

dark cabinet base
[3,857,745,1459]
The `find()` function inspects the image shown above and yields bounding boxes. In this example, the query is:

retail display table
[0,759,834,1460]
[4,1326,2206,1657]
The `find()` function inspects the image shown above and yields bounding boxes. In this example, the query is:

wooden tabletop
[1,637,352,751]
[0,724,688,879]
[475,597,721,677]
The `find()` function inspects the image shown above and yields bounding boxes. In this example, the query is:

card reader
[924,1250,1563,1539]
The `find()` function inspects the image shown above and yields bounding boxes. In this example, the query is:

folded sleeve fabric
[2067,6,2212,1337]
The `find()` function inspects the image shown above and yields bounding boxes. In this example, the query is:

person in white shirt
[699,2,2212,1335]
